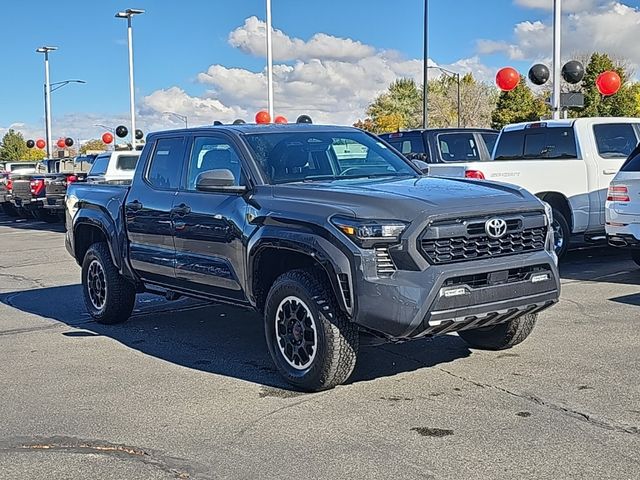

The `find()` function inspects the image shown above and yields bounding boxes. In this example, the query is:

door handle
[127,200,143,211]
[171,203,191,216]
[603,169,618,175]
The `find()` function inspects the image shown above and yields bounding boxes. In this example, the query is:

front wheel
[81,242,136,324]
[264,269,359,391]
[458,314,537,350]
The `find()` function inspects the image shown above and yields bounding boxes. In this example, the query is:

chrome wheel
[552,218,564,253]
[87,259,107,310]
[275,296,318,370]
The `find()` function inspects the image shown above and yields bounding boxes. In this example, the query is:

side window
[187,136,244,190]
[620,144,640,172]
[594,123,638,158]
[481,133,498,155]
[438,133,479,162]
[89,155,110,175]
[115,155,139,171]
[146,137,185,190]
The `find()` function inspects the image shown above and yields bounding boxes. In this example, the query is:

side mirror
[196,169,247,194]
[411,159,429,174]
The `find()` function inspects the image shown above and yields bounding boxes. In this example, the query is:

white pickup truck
[428,118,640,257]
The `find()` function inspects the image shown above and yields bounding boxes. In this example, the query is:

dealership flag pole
[266,0,274,120]
[552,0,562,120]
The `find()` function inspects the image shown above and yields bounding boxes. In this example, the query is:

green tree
[0,129,28,161]
[22,148,46,161]
[80,139,107,154]
[581,52,636,117]
[491,77,549,129]
[367,78,423,133]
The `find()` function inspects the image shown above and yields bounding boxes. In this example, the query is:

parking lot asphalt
[0,213,638,480]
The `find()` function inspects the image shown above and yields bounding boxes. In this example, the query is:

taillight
[465,170,485,180]
[5,179,12,193]
[66,175,78,185]
[607,185,630,202]
[30,179,45,197]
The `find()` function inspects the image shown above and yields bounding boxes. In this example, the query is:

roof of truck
[504,117,640,132]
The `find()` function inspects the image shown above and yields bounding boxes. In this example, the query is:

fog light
[440,287,469,298]
[531,273,550,284]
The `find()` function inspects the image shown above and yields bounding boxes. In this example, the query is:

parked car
[379,128,498,173]
[1,162,38,217]
[605,143,640,264]
[427,118,640,258]
[86,150,140,184]
[65,124,560,391]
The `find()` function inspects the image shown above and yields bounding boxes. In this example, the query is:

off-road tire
[458,313,537,350]
[552,208,570,259]
[81,242,136,325]
[631,250,640,267]
[264,269,359,391]
[1,203,19,217]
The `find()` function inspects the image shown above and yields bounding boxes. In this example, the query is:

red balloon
[36,139,46,150]
[255,110,271,124]
[57,138,66,149]
[274,115,288,124]
[596,71,621,96]
[102,132,114,144]
[496,67,520,92]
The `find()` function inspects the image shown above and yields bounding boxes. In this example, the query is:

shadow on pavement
[559,246,640,286]
[0,284,472,391]
[0,215,65,233]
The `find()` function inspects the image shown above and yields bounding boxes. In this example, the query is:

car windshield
[243,130,418,185]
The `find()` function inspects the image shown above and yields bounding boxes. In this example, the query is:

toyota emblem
[485,218,508,239]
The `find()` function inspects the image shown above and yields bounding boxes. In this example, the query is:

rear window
[383,134,425,155]
[620,144,640,172]
[495,127,577,160]
[89,155,110,176]
[438,133,479,162]
[116,155,139,171]
[594,123,638,158]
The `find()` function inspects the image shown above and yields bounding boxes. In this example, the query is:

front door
[126,136,186,284]
[172,134,248,300]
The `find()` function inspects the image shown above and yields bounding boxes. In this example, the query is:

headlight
[66,194,79,218]
[543,201,553,226]
[331,216,407,248]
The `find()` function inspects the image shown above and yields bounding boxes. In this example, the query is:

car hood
[271,176,539,220]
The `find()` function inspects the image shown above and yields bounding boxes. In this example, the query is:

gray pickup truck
[65,123,560,391]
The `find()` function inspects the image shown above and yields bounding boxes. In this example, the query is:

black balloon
[26,139,35,148]
[65,137,74,147]
[115,125,128,138]
[232,119,246,125]
[213,120,223,125]
[562,61,585,84]
[135,129,144,140]
[296,114,313,124]
[528,64,550,86]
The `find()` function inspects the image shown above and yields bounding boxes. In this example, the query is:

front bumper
[352,249,560,339]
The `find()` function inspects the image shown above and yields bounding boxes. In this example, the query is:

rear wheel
[458,314,537,350]
[551,208,570,259]
[81,242,136,324]
[264,269,359,391]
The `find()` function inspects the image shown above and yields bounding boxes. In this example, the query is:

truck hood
[271,176,539,221]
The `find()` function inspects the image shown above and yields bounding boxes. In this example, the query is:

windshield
[243,131,418,185]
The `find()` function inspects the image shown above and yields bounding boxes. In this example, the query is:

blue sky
[2,0,640,139]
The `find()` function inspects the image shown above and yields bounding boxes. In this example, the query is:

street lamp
[36,46,58,158]
[115,8,145,149]
[427,66,461,128]
[163,112,188,128]
[51,79,86,93]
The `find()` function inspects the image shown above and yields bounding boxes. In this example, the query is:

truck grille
[420,212,547,265]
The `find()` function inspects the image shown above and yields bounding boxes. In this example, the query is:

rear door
[126,136,186,284]
[172,133,249,300]
[593,123,640,223]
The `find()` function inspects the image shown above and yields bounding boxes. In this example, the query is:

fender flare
[72,210,122,271]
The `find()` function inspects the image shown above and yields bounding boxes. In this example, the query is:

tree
[80,139,107,154]
[22,148,46,161]
[491,77,549,129]
[366,78,423,133]
[0,129,28,161]
[581,52,637,117]
[353,118,376,132]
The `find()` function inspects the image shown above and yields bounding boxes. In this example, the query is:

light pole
[427,66,461,127]
[266,0,274,120]
[115,8,145,149]
[163,112,188,128]
[552,0,562,120]
[36,46,57,158]
[422,0,429,129]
